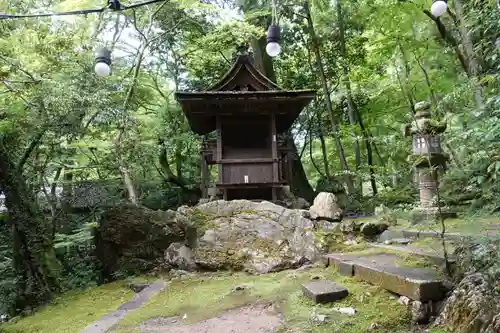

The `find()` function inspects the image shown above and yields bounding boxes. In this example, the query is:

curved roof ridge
[205,55,282,92]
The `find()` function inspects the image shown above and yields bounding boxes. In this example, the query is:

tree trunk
[355,108,378,195]
[303,0,355,194]
[0,139,60,315]
[59,168,73,233]
[335,0,363,193]
[315,102,331,178]
[452,0,484,108]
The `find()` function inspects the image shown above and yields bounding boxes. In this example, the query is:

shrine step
[324,252,450,302]
[367,243,456,267]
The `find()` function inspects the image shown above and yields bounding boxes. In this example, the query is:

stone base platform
[411,207,457,224]
[324,253,450,302]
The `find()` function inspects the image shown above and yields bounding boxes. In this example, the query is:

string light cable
[0,0,166,20]
[265,0,281,57]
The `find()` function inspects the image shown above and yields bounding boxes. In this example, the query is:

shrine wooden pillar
[200,152,208,198]
[271,112,278,201]
[216,115,227,200]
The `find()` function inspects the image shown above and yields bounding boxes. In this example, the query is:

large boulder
[95,204,194,279]
[309,192,343,222]
[360,221,389,238]
[434,239,500,333]
[436,273,500,333]
[165,200,320,274]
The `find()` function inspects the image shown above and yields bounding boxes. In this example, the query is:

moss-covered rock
[435,238,500,333]
[95,204,190,279]
[180,200,321,274]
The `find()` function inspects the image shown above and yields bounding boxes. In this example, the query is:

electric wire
[0,0,166,20]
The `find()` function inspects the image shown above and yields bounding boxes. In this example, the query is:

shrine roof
[174,53,316,135]
[205,54,282,91]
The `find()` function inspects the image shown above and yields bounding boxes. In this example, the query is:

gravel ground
[139,303,284,333]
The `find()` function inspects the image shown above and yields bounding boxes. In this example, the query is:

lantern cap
[414,101,431,111]
[95,47,111,65]
[266,24,281,44]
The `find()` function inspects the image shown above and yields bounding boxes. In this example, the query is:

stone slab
[378,228,466,243]
[324,253,446,302]
[368,243,456,267]
[78,310,126,333]
[324,253,355,276]
[118,280,167,311]
[301,280,348,304]
[385,238,413,245]
[78,280,167,333]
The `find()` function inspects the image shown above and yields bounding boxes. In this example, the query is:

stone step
[324,253,450,302]
[379,226,499,243]
[367,243,456,267]
[378,228,464,243]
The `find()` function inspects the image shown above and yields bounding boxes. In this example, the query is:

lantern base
[410,206,457,225]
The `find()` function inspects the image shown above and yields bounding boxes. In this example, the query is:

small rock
[170,269,191,278]
[361,222,389,238]
[332,307,356,315]
[231,284,251,292]
[318,221,341,232]
[128,283,150,293]
[311,313,328,324]
[340,220,360,234]
[309,192,344,222]
[399,296,411,306]
[165,242,197,271]
[411,301,433,324]
[343,239,358,246]
[369,322,379,330]
[360,222,380,237]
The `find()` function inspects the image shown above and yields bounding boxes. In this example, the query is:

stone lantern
[403,101,456,223]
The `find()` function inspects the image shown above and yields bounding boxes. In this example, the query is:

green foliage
[454,237,500,282]
[0,0,499,321]
[54,222,101,290]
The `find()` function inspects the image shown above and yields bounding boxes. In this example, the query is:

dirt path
[139,303,284,333]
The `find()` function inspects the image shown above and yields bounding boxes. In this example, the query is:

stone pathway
[139,303,284,333]
[78,280,167,333]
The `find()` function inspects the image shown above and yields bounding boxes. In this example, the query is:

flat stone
[324,253,447,302]
[368,243,456,266]
[301,280,348,304]
[78,310,126,333]
[78,280,167,333]
[118,280,167,311]
[324,253,354,276]
[385,238,413,245]
[378,228,467,243]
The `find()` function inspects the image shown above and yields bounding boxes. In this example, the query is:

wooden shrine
[175,49,315,201]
